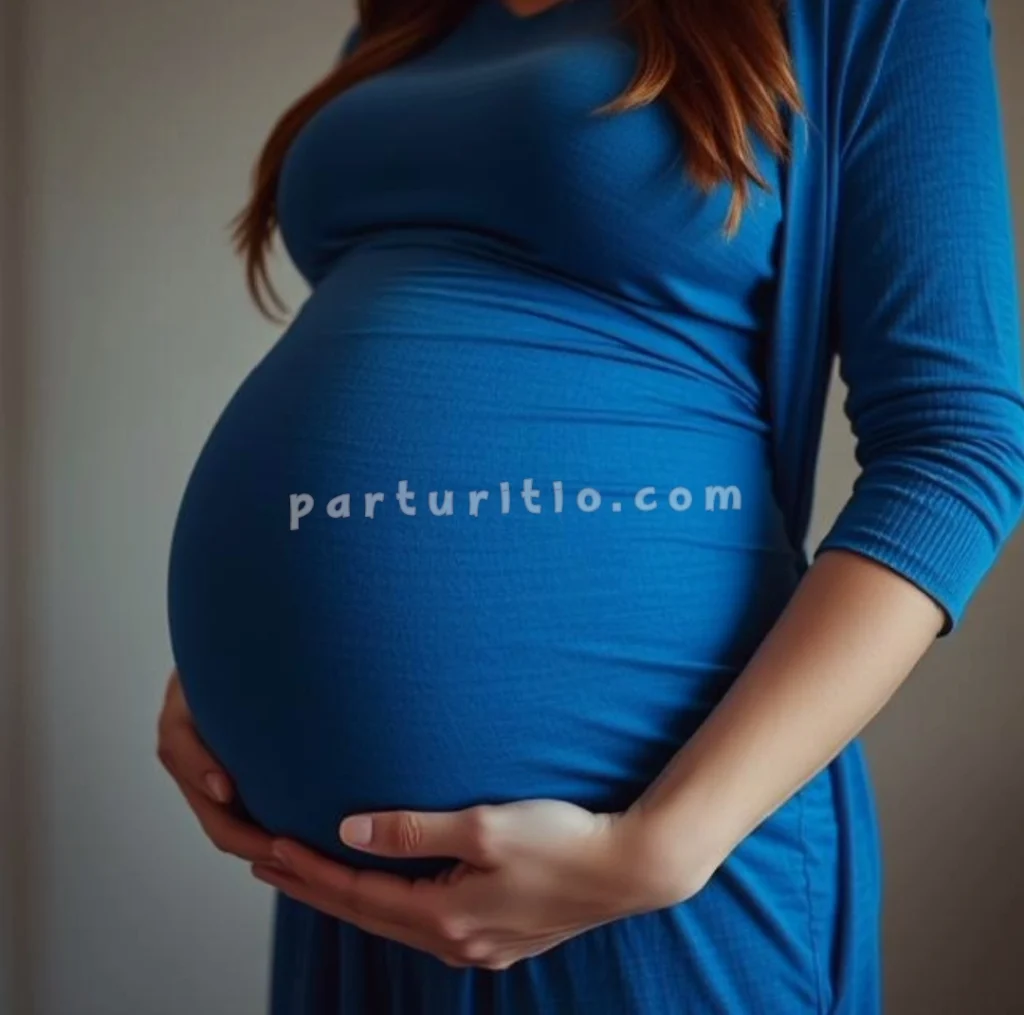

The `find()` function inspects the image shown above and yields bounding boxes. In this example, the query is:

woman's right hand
[157,669,279,865]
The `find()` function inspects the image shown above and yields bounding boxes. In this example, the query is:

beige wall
[1,0,1021,1012]
[1,0,28,1011]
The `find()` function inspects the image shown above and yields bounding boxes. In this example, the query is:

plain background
[1,0,1022,1012]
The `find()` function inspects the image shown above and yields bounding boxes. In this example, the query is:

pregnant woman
[159,0,1024,1011]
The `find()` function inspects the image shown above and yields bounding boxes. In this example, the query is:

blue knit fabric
[166,0,1024,1012]
[810,0,1024,631]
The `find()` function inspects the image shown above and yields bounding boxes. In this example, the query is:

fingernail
[340,815,373,847]
[205,773,230,803]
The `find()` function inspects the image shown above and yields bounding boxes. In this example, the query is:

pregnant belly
[167,254,800,873]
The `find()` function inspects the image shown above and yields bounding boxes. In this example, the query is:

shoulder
[785,0,995,139]
[789,0,993,66]
[793,0,989,34]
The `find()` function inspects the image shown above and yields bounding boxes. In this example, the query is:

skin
[502,0,565,15]
[158,547,943,970]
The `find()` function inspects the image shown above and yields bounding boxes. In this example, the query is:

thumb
[339,806,502,866]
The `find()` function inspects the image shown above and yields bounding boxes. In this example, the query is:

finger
[177,777,277,864]
[272,839,451,930]
[158,715,233,804]
[338,806,503,867]
[250,863,469,965]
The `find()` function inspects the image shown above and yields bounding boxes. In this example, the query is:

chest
[277,0,783,315]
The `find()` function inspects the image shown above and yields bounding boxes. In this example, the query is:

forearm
[625,547,945,901]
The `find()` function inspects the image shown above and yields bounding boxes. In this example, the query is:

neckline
[492,0,574,20]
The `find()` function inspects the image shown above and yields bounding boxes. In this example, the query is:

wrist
[604,804,722,911]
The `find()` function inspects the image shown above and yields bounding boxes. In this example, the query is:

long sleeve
[815,0,1024,633]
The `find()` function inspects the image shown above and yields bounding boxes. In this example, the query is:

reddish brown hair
[232,0,802,320]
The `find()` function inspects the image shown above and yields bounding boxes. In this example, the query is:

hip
[270,765,857,1015]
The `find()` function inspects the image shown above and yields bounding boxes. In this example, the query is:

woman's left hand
[252,799,709,970]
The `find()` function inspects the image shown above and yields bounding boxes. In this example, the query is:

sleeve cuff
[813,472,1017,636]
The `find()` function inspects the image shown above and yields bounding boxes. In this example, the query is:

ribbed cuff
[813,475,1013,636]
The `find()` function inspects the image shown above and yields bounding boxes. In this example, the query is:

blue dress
[166,0,1024,1011]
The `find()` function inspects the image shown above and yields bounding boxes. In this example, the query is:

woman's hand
[252,799,714,970]
[156,669,278,866]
